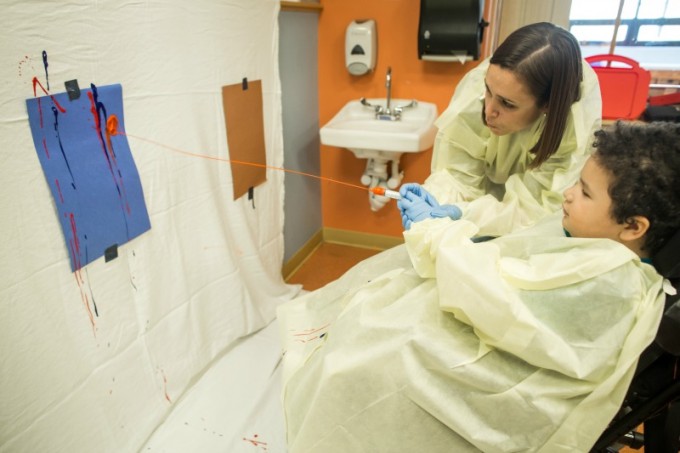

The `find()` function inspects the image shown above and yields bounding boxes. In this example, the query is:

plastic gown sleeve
[423,59,602,236]
[405,216,666,380]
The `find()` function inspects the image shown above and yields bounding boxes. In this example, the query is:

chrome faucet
[385,66,392,115]
[359,66,417,120]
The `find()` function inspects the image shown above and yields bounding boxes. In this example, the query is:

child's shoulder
[491,213,658,290]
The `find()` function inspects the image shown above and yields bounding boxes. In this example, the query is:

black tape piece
[65,79,81,101]
[104,244,118,262]
[242,77,248,90]
[248,186,255,209]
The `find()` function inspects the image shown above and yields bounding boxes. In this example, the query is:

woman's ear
[620,216,650,242]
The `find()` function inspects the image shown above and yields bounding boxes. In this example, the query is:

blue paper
[26,84,150,272]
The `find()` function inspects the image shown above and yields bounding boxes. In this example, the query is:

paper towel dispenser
[418,0,488,62]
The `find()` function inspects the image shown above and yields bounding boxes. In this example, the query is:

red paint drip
[32,77,66,113]
[74,271,96,336]
[32,76,46,96]
[55,179,64,204]
[87,91,101,131]
[69,213,81,260]
[87,95,130,216]
[67,212,96,335]
[118,173,131,215]
[37,98,43,129]
[87,91,116,166]
[42,138,50,159]
[51,96,65,113]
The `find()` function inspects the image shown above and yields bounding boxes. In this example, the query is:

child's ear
[620,216,650,242]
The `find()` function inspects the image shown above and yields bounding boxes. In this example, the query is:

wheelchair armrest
[652,229,680,356]
[653,230,680,280]
[656,294,680,356]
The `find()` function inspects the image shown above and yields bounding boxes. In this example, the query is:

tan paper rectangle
[222,79,267,200]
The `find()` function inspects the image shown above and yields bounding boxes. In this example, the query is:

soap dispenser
[345,19,377,76]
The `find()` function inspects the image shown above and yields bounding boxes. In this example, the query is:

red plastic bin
[649,91,680,107]
[586,54,651,120]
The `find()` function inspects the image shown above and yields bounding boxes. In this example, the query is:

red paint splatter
[292,324,330,344]
[160,369,172,403]
[18,55,30,77]
[243,434,268,450]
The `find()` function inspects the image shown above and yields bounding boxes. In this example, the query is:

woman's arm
[425,60,491,203]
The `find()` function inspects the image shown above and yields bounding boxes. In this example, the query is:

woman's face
[483,64,544,136]
[562,156,623,241]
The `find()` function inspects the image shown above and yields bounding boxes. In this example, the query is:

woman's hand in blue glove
[430,205,462,220]
[397,183,439,227]
[396,183,461,230]
[398,183,439,208]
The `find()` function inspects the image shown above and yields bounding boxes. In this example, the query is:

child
[278,121,680,453]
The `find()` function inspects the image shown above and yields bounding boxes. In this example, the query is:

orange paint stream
[107,114,369,193]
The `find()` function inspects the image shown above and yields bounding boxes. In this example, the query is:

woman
[279,121,680,452]
[399,22,602,236]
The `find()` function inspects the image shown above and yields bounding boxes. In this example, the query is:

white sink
[319,98,438,158]
[319,97,438,211]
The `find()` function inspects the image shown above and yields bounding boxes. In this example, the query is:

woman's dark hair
[593,121,680,256]
[490,22,583,168]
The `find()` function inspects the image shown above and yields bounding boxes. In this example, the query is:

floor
[284,242,643,453]
[285,242,381,291]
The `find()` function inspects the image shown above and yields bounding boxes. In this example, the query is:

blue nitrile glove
[397,183,439,229]
[398,183,440,208]
[430,204,462,220]
[397,183,461,230]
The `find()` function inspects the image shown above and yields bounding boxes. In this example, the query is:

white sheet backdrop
[0,1,299,452]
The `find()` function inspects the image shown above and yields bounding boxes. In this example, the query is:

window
[569,0,680,69]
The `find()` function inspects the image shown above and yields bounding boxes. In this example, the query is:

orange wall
[318,0,484,237]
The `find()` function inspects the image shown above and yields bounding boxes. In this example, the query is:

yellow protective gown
[278,214,665,453]
[424,59,602,236]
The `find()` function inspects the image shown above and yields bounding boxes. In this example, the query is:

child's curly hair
[592,121,680,256]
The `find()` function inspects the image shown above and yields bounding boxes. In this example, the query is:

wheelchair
[591,230,680,453]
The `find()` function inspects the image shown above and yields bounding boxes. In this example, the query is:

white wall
[0,1,298,452]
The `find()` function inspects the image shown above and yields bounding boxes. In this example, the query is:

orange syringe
[369,187,402,200]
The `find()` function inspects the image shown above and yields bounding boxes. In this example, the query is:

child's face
[562,156,624,241]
